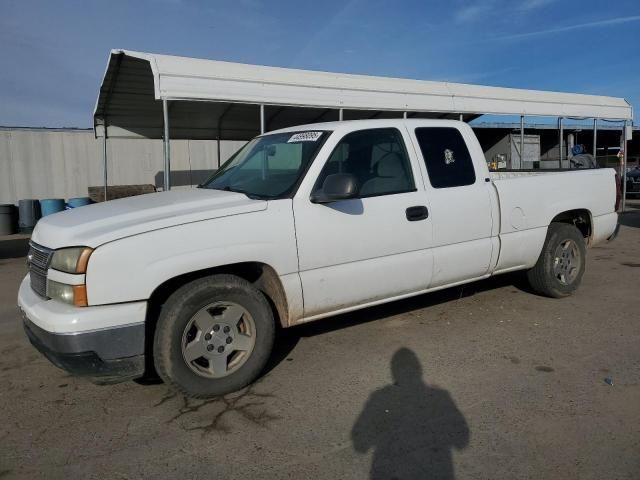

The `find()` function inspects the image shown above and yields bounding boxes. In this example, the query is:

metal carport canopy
[94,49,633,141]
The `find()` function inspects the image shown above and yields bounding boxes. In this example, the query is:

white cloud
[454,4,493,23]
[454,0,556,23]
[518,0,556,11]
[493,15,640,41]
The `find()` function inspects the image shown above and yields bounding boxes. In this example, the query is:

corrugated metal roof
[472,122,638,130]
[94,49,633,140]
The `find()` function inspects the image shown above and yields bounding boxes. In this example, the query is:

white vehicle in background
[18,119,620,398]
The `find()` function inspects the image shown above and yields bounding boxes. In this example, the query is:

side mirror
[311,173,358,203]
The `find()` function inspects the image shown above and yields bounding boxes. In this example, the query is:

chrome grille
[28,242,54,298]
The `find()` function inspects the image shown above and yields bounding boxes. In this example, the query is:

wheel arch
[550,209,593,244]
[145,262,290,360]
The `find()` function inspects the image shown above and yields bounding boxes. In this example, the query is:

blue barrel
[18,199,41,233]
[40,198,66,217]
[66,197,92,209]
[0,204,18,235]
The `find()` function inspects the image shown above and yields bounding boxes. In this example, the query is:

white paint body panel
[591,212,618,245]
[294,194,433,317]
[46,269,85,286]
[405,121,496,286]
[293,125,433,317]
[490,167,618,270]
[85,199,300,308]
[17,275,146,334]
[24,119,619,336]
[31,188,266,249]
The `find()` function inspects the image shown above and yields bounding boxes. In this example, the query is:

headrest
[377,153,404,178]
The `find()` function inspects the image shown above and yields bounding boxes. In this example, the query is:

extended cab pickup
[18,119,619,398]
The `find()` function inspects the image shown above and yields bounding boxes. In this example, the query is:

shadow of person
[352,348,469,480]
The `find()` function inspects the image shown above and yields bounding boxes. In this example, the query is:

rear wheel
[526,222,586,298]
[153,275,275,398]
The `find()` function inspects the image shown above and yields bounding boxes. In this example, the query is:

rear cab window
[414,127,476,188]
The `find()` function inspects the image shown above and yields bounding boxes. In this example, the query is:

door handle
[405,206,429,221]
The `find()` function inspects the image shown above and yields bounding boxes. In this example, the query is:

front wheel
[526,222,587,298]
[153,274,275,398]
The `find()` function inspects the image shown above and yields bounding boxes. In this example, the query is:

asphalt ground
[1,203,639,479]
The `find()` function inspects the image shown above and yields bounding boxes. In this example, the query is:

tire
[526,222,587,298]
[153,274,275,399]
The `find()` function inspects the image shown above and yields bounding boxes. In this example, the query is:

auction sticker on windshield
[288,131,323,143]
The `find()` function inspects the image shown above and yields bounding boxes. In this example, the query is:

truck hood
[31,189,267,249]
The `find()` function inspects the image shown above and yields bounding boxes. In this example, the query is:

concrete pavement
[1,207,639,479]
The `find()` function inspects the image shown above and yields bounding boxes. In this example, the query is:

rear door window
[415,127,476,188]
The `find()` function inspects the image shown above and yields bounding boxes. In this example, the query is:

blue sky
[1,0,638,127]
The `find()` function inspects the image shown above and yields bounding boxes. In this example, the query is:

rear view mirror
[310,173,358,203]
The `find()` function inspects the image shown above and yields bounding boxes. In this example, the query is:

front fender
[85,201,298,305]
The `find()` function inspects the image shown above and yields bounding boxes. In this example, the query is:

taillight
[614,173,622,211]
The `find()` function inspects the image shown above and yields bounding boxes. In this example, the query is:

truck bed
[488,167,618,273]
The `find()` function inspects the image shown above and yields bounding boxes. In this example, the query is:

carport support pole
[520,115,525,164]
[558,117,564,168]
[622,120,628,212]
[459,113,463,122]
[593,118,598,159]
[260,104,265,134]
[403,111,408,119]
[102,129,108,201]
[216,131,221,169]
[162,99,171,191]
[339,108,344,121]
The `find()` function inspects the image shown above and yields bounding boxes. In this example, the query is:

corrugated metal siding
[0,128,245,204]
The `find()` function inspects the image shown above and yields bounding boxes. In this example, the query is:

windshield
[201,131,330,199]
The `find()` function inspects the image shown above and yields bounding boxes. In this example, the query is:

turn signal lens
[76,249,93,274]
[73,285,88,307]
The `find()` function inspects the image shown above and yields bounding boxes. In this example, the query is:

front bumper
[23,318,145,384]
[18,275,147,384]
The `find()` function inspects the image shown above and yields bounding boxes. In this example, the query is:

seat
[359,152,409,196]
[343,149,372,188]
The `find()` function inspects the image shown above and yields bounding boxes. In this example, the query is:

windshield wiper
[202,185,245,194]
[223,186,268,200]
[203,185,271,200]
[223,185,245,194]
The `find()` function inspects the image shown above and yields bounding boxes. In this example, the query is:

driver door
[293,127,434,319]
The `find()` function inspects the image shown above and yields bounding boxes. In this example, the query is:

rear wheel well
[143,263,289,377]
[550,209,592,242]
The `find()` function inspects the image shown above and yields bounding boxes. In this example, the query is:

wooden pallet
[88,184,156,202]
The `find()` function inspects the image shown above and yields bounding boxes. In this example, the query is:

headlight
[47,280,88,307]
[47,280,75,304]
[50,247,93,274]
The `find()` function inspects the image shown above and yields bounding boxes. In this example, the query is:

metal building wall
[0,128,245,204]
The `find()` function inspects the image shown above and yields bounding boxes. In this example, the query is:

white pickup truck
[18,119,620,398]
